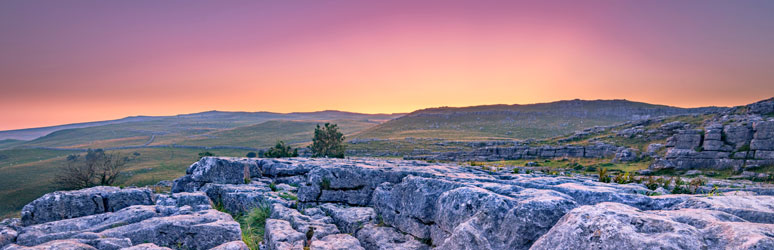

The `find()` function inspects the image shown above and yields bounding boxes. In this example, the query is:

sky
[1,0,774,131]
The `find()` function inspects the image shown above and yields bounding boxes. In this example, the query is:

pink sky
[1,1,773,130]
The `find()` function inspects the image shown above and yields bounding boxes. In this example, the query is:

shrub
[645,176,659,190]
[310,123,346,158]
[246,152,257,158]
[265,141,299,158]
[198,151,214,158]
[269,182,278,192]
[598,168,611,183]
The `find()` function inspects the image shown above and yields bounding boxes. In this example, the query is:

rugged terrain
[3,157,773,249]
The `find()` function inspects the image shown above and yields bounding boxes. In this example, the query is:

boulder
[98,209,241,250]
[154,192,211,211]
[210,241,250,250]
[667,130,703,149]
[531,202,774,250]
[264,219,305,250]
[319,204,376,234]
[200,183,290,214]
[612,148,639,163]
[270,204,339,240]
[753,121,774,139]
[1,226,17,249]
[121,243,172,250]
[2,240,97,250]
[309,234,364,250]
[21,187,153,226]
[355,224,428,250]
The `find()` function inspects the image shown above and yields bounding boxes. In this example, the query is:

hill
[354,99,725,140]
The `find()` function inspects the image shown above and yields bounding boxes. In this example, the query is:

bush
[265,141,299,158]
[598,168,611,183]
[645,176,659,190]
[198,151,214,158]
[246,152,257,158]
[311,123,346,158]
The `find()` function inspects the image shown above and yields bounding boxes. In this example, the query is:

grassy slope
[355,99,717,140]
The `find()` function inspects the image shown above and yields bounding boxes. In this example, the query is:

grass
[236,205,272,250]
[0,147,251,219]
[278,192,298,201]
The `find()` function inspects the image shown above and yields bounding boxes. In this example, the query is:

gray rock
[99,209,241,250]
[210,241,250,250]
[646,143,664,154]
[612,148,639,163]
[751,139,774,150]
[270,204,339,240]
[21,186,153,226]
[201,183,290,214]
[531,202,774,250]
[753,121,774,139]
[667,130,702,149]
[674,195,774,224]
[120,243,172,250]
[355,224,428,250]
[310,234,363,250]
[154,192,211,211]
[2,240,97,250]
[15,205,162,246]
[319,204,375,234]
[1,226,17,249]
[264,219,305,250]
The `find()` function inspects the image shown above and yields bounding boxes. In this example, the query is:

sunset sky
[1,0,774,131]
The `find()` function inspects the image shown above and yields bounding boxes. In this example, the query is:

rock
[121,243,172,250]
[21,186,153,226]
[154,192,211,211]
[310,234,364,250]
[751,139,774,150]
[270,204,339,240]
[754,121,774,139]
[1,226,17,249]
[201,183,290,214]
[685,170,702,176]
[667,130,703,149]
[674,195,774,224]
[210,241,250,250]
[264,219,305,250]
[531,202,774,250]
[373,176,578,250]
[2,240,97,250]
[646,143,664,154]
[747,98,774,115]
[355,224,428,250]
[612,148,639,163]
[98,209,241,250]
[319,204,375,234]
[16,205,162,246]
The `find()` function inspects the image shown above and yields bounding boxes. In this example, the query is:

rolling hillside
[354,99,725,140]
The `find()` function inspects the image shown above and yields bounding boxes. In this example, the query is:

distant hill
[0,110,402,148]
[354,99,726,140]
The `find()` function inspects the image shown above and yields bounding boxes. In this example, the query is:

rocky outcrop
[408,142,628,162]
[21,186,153,226]
[8,157,774,249]
[655,119,774,171]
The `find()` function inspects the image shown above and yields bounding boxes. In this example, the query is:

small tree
[264,141,298,158]
[55,149,132,190]
[311,123,346,158]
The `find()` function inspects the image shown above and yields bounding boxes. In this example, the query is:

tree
[246,152,257,158]
[55,149,132,190]
[264,141,298,158]
[311,123,346,158]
